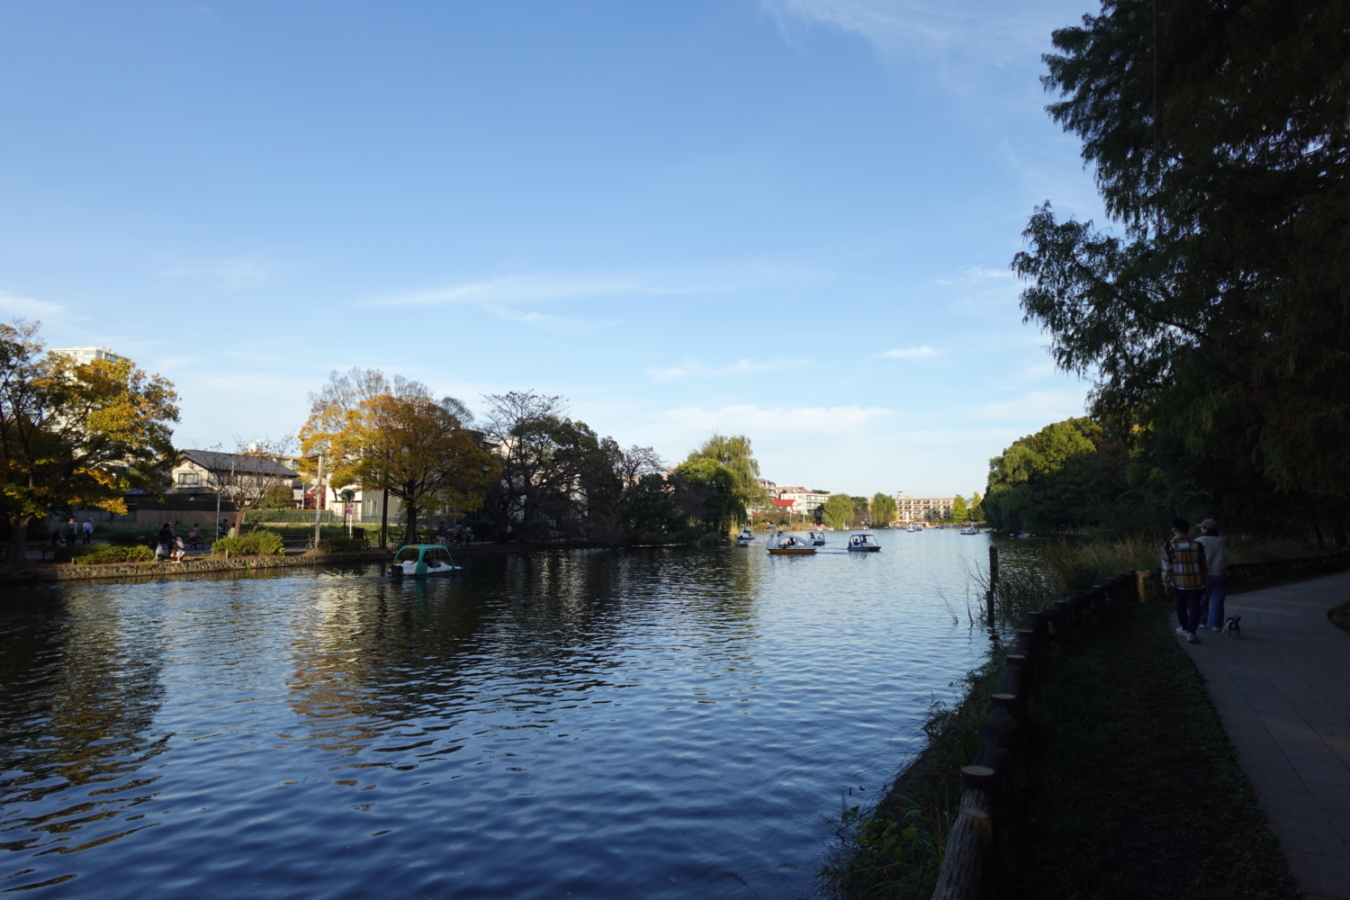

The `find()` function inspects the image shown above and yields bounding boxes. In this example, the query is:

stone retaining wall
[5,550,393,584]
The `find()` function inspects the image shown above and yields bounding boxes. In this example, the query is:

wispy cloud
[879,345,942,360]
[933,265,1014,288]
[165,257,272,289]
[0,290,67,322]
[367,262,828,309]
[485,305,617,335]
[649,357,811,382]
[659,403,897,437]
[760,0,1051,65]
[0,290,65,319]
[973,389,1086,422]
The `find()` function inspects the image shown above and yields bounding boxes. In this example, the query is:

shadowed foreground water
[0,531,992,899]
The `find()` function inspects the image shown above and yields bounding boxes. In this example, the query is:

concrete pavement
[1180,570,1350,900]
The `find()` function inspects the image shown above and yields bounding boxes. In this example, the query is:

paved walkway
[1179,570,1350,900]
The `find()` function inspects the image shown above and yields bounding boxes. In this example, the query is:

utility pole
[313,454,324,548]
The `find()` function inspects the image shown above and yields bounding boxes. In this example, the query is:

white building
[776,486,831,518]
[894,491,955,523]
[51,346,125,365]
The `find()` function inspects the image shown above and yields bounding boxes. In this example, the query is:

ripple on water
[0,533,993,898]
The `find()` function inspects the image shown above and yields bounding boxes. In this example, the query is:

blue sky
[1,0,1105,497]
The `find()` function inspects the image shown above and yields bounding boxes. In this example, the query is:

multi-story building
[747,478,778,514]
[50,346,125,365]
[776,486,831,519]
[894,491,955,523]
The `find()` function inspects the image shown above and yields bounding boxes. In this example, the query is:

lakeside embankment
[817,543,1348,900]
[1,540,631,584]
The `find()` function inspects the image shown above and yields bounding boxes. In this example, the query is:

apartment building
[894,491,955,523]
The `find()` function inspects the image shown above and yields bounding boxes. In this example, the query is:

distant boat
[847,532,881,552]
[906,524,917,533]
[735,527,755,547]
[806,530,827,546]
[960,524,979,535]
[767,525,816,555]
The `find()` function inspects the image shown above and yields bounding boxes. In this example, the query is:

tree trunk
[404,503,419,546]
[1311,504,1327,551]
[6,518,28,567]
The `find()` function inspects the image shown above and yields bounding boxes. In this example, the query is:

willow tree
[870,492,897,527]
[822,494,853,532]
[0,322,178,565]
[1015,0,1350,502]
[685,434,768,516]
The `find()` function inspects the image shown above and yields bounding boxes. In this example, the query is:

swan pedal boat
[767,526,817,555]
[960,525,979,535]
[735,527,755,546]
[847,532,882,552]
[806,530,827,546]
[392,543,462,577]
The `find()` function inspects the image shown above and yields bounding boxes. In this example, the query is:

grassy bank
[1006,601,1295,900]
[815,535,1313,900]
[814,650,1009,900]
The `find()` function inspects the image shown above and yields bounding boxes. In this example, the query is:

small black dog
[1224,615,1242,638]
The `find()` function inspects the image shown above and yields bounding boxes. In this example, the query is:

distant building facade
[894,491,955,523]
[50,346,125,365]
[775,486,831,518]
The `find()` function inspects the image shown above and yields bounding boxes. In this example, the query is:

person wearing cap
[1162,517,1209,642]
[1196,518,1229,632]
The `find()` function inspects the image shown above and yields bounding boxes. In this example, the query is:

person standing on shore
[1196,518,1229,632]
[82,519,94,545]
[1162,517,1209,643]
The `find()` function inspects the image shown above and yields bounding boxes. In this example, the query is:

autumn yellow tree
[300,369,496,545]
[0,321,179,565]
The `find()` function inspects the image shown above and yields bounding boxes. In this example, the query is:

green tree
[822,493,854,531]
[1,322,179,565]
[951,495,969,523]
[670,458,741,534]
[970,491,984,522]
[302,372,497,544]
[870,492,896,527]
[1016,1,1350,500]
[984,418,1127,533]
[259,485,295,509]
[685,434,767,515]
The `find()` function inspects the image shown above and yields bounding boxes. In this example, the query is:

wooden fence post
[987,545,999,628]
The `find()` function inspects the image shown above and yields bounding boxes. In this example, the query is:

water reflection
[0,586,167,885]
[0,533,995,899]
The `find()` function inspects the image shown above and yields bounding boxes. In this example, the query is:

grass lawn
[1007,601,1297,900]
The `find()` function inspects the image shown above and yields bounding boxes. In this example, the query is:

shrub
[51,544,156,564]
[316,536,369,554]
[76,544,155,563]
[213,530,285,557]
[106,527,160,547]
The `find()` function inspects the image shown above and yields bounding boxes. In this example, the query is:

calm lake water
[0,530,995,899]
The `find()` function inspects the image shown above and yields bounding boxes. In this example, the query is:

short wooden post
[986,545,999,628]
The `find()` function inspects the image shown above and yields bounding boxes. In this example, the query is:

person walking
[82,519,94,545]
[1163,517,1209,643]
[1196,518,1230,632]
[66,517,78,546]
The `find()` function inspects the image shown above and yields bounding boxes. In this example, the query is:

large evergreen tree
[1014,1,1350,498]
